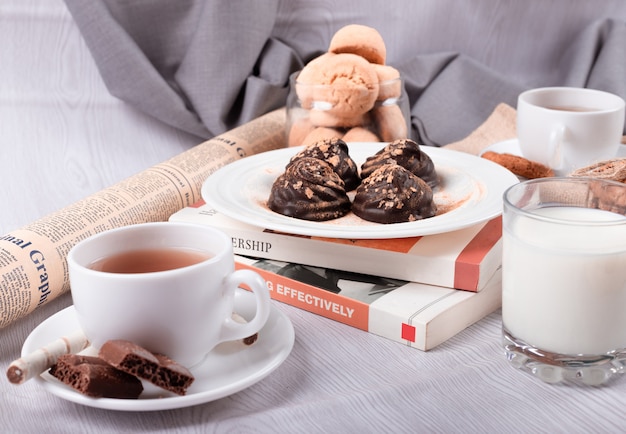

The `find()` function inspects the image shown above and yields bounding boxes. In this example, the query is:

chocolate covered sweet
[49,354,143,399]
[352,163,437,224]
[268,157,351,221]
[99,340,194,396]
[360,139,438,188]
[288,138,361,191]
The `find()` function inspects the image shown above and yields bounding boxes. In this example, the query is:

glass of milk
[502,177,626,386]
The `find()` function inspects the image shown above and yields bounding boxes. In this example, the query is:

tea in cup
[517,87,625,175]
[67,222,271,367]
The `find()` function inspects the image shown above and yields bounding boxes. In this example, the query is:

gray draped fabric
[62,0,626,147]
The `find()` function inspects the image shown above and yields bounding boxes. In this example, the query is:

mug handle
[219,269,271,343]
[548,124,565,170]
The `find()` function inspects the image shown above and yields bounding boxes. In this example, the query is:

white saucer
[481,139,626,160]
[22,289,295,411]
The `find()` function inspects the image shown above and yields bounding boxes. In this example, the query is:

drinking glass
[502,177,626,385]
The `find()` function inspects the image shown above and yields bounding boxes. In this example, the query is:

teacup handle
[548,124,566,170]
[219,269,271,343]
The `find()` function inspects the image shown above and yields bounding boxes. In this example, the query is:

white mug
[68,222,271,367]
[517,87,625,175]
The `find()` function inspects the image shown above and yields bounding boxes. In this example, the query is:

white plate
[481,138,626,159]
[201,143,519,239]
[23,289,294,411]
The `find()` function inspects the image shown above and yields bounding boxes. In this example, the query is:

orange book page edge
[454,216,502,290]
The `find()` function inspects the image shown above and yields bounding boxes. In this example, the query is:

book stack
[169,200,502,350]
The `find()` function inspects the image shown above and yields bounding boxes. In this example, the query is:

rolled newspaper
[0,109,286,329]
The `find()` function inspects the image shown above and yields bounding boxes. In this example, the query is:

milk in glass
[503,206,626,355]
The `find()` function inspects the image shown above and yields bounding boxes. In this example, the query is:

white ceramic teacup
[517,87,625,175]
[67,222,271,367]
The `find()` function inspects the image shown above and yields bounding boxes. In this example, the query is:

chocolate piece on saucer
[49,354,143,399]
[99,340,194,396]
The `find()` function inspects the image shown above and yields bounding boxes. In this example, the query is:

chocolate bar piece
[49,354,143,399]
[98,340,194,396]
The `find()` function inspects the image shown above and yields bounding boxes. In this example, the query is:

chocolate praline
[360,138,438,188]
[268,157,351,221]
[353,163,436,224]
[288,138,361,191]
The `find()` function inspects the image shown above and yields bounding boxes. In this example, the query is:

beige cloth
[444,103,517,155]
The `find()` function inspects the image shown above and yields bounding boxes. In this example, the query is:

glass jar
[286,71,411,147]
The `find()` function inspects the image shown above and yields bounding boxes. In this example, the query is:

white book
[235,255,502,351]
[170,201,502,291]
